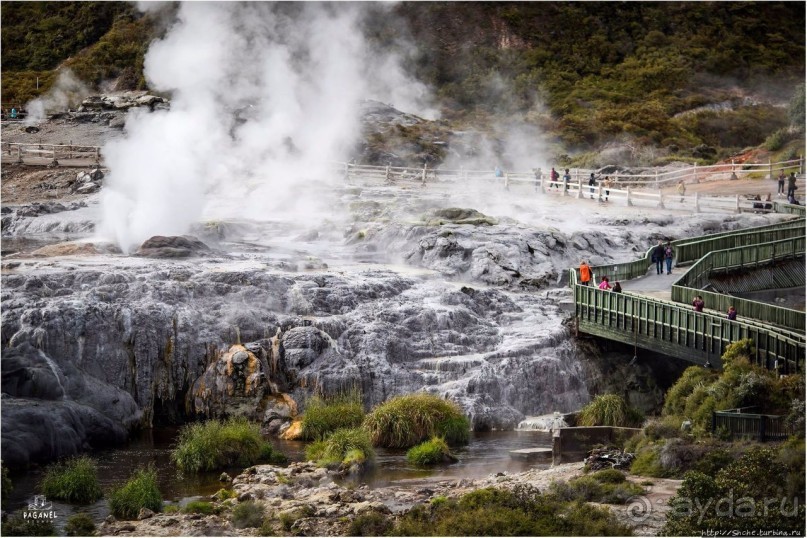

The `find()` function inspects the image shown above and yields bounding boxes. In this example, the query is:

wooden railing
[671,237,806,331]
[1,142,101,163]
[774,201,807,217]
[571,271,804,373]
[712,408,795,441]
[674,219,806,265]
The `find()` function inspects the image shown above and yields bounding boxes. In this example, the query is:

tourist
[693,295,705,312]
[730,171,738,180]
[664,242,674,275]
[778,170,786,197]
[727,306,737,320]
[588,172,596,199]
[533,167,542,192]
[652,240,665,275]
[603,176,612,201]
[10,107,17,119]
[752,194,763,212]
[579,260,592,286]
[598,276,612,290]
[787,172,797,199]
[563,168,571,193]
[612,281,622,293]
[550,167,560,189]
[764,193,773,210]
[677,180,686,202]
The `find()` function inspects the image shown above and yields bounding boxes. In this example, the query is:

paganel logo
[23,495,58,519]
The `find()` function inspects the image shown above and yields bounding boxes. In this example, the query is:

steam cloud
[101,2,435,252]
[25,70,90,125]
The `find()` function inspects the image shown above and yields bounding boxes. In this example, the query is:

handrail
[671,237,805,331]
[674,220,806,265]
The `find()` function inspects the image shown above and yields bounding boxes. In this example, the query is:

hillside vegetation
[2,2,804,163]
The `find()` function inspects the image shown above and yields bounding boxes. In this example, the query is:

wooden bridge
[570,217,806,373]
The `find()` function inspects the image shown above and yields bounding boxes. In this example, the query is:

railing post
[758,416,766,442]
[735,194,741,214]
[385,164,390,183]
[422,163,427,185]
[731,159,735,172]
[655,169,659,189]
[658,189,665,208]
[576,172,582,199]
[16,145,23,163]
[626,186,633,206]
[597,184,603,201]
[51,147,59,166]
[693,163,698,183]
[768,159,773,180]
[694,192,700,213]
[95,147,100,164]
[504,172,510,191]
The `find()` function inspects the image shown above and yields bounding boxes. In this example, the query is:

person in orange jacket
[579,260,592,286]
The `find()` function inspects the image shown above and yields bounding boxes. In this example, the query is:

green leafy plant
[1,516,56,536]
[363,393,470,448]
[347,511,393,536]
[182,500,216,515]
[305,428,374,469]
[108,467,162,520]
[40,456,103,504]
[172,417,286,473]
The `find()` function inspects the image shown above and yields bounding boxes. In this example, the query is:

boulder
[135,235,212,258]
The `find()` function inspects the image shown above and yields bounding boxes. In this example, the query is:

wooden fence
[712,408,795,441]
[671,237,805,331]
[2,142,101,164]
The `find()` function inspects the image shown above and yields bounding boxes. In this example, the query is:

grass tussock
[108,467,162,520]
[577,394,644,428]
[182,500,216,515]
[305,428,374,468]
[65,513,96,536]
[172,417,286,473]
[363,393,470,448]
[231,500,265,529]
[406,437,456,466]
[301,389,365,441]
[40,456,103,504]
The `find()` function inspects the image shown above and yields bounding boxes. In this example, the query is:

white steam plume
[101,3,429,253]
[24,70,90,125]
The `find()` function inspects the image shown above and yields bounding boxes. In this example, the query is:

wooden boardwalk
[571,218,806,373]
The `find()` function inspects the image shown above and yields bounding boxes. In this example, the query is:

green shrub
[301,389,365,441]
[306,428,374,469]
[108,467,162,520]
[590,469,627,484]
[183,500,216,515]
[643,416,685,440]
[213,488,237,501]
[394,485,632,536]
[231,500,265,529]
[577,394,644,427]
[163,504,180,514]
[630,442,670,478]
[347,511,393,536]
[406,437,455,466]
[41,456,102,504]
[172,417,286,473]
[65,512,96,536]
[1,515,56,536]
[690,448,734,476]
[363,393,470,448]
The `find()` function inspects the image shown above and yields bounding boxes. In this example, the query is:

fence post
[597,184,603,201]
[422,163,427,185]
[735,194,741,214]
[51,147,59,166]
[800,155,804,175]
[758,416,766,442]
[731,159,735,172]
[95,147,100,164]
[16,145,23,163]
[576,172,582,199]
[768,159,773,180]
[657,189,665,208]
[626,186,633,206]
[655,169,659,189]
[693,163,698,183]
[695,192,700,213]
[385,164,390,183]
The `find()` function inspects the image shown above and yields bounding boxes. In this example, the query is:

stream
[5,428,553,529]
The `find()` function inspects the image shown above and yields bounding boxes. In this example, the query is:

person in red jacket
[579,260,592,286]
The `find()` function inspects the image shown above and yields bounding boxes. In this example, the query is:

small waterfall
[37,349,66,399]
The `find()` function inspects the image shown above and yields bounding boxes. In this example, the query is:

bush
[1,516,56,536]
[577,394,644,427]
[41,456,103,504]
[305,428,374,469]
[231,500,265,529]
[643,416,686,440]
[65,512,96,536]
[363,393,470,448]
[406,437,456,466]
[394,485,632,536]
[108,467,162,520]
[347,511,393,536]
[278,505,315,531]
[172,417,286,473]
[183,500,216,515]
[590,469,627,484]
[630,442,671,478]
[213,488,237,501]
[301,389,365,441]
